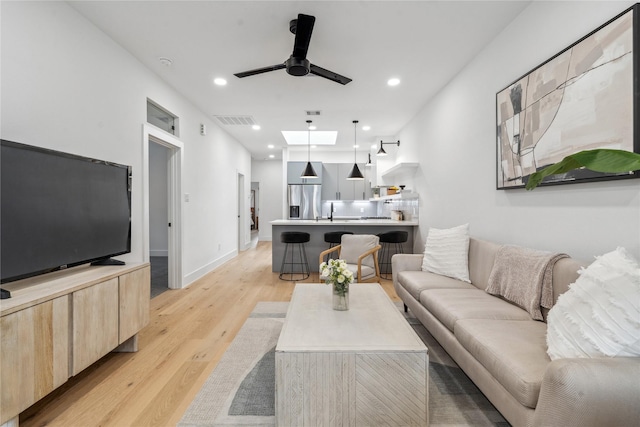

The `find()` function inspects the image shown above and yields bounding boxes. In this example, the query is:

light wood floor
[20,240,399,426]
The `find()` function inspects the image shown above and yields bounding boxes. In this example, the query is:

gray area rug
[178,302,509,426]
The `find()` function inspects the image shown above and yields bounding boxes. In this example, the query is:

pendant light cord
[307,119,312,161]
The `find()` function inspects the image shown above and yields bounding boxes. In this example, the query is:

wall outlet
[185,193,190,202]
[218,243,221,250]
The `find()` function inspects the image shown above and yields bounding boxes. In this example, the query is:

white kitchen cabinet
[322,163,371,200]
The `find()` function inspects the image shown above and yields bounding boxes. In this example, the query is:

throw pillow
[421,223,470,283]
[546,247,640,360]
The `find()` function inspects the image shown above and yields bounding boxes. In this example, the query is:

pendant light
[365,153,372,167]
[346,120,364,180]
[300,119,318,178]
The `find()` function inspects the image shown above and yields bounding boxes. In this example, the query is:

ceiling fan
[234,13,352,85]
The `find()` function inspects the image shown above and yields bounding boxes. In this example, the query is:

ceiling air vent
[306,110,321,116]
[215,115,256,126]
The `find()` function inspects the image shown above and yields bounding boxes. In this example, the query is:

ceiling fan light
[301,161,318,178]
[346,163,364,180]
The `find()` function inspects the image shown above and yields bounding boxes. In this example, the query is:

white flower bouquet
[319,258,353,297]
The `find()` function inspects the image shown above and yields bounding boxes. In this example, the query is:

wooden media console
[0,262,150,426]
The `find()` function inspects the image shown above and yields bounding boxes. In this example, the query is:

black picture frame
[496,4,640,190]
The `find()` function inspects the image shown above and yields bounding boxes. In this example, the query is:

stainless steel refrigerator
[287,185,321,219]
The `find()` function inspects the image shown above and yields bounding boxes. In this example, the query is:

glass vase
[332,281,349,311]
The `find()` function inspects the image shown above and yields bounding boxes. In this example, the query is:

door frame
[237,172,246,252]
[142,124,184,289]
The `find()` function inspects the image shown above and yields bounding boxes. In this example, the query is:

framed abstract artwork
[496,4,640,189]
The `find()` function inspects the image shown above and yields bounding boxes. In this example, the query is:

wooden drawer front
[72,278,119,375]
[119,266,150,343]
[0,296,70,424]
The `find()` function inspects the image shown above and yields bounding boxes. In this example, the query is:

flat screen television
[1,140,132,284]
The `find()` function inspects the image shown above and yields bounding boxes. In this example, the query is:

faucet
[330,202,334,222]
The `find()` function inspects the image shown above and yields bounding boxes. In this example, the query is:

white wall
[395,0,639,261]
[1,1,252,286]
[251,160,283,241]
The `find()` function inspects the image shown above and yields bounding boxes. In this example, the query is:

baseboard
[150,250,168,257]
[184,249,237,286]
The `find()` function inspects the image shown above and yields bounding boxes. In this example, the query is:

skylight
[281,131,338,145]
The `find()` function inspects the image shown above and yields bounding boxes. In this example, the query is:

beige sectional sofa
[392,237,640,427]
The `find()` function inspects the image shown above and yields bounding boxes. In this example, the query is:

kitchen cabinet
[322,163,371,200]
[287,161,322,184]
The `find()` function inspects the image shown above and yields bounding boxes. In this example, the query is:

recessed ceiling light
[362,125,371,131]
[269,154,275,158]
[309,125,317,130]
[267,144,274,149]
[387,78,401,86]
[214,77,227,86]
[252,125,261,130]
[371,143,377,149]
[281,131,338,145]
[353,144,359,149]
[311,145,317,149]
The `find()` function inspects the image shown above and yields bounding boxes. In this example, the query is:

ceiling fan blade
[292,14,315,59]
[309,64,352,85]
[234,63,286,78]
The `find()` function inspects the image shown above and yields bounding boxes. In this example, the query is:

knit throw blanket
[486,245,569,320]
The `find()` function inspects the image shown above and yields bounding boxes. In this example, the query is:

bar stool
[323,231,353,262]
[279,231,311,281]
[377,231,408,279]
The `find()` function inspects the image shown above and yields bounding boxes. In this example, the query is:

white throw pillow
[421,223,470,283]
[546,247,640,360]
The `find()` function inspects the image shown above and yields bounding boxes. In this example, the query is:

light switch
[185,193,190,202]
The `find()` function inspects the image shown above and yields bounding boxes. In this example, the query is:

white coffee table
[275,283,429,426]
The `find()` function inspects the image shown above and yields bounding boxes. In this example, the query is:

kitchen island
[271,218,418,273]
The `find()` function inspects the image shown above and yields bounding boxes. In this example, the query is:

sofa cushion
[421,223,471,283]
[419,289,531,332]
[397,270,475,300]
[467,238,501,291]
[455,319,549,409]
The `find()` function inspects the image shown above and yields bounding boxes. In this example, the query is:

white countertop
[271,218,418,226]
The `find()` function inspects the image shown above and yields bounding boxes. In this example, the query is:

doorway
[149,142,170,297]
[143,124,184,292]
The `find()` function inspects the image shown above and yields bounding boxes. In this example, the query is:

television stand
[91,258,126,266]
[0,262,149,426]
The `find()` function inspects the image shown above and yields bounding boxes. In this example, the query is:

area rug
[178,302,509,427]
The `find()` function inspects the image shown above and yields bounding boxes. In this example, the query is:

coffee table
[275,283,429,426]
